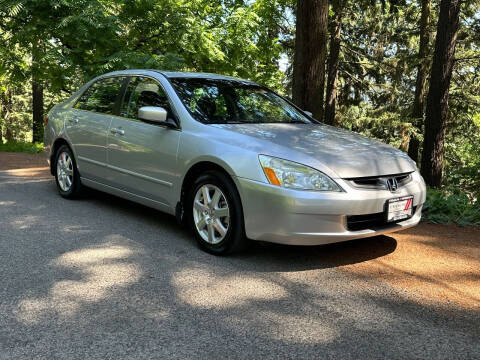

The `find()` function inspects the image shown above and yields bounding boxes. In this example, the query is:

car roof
[98,69,255,84]
[154,70,249,82]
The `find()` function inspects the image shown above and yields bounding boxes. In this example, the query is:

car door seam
[106,164,173,187]
[78,156,173,187]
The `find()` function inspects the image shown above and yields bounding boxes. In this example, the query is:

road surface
[1,152,479,359]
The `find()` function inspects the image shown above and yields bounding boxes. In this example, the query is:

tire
[187,170,247,255]
[54,145,83,199]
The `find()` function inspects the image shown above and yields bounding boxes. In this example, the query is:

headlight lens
[259,155,341,191]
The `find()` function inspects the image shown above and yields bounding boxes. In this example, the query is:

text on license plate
[387,196,414,222]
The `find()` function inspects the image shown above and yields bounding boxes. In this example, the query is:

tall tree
[292,0,329,120]
[421,0,461,187]
[0,0,125,142]
[0,90,13,141]
[407,0,431,163]
[324,0,343,125]
[31,39,44,143]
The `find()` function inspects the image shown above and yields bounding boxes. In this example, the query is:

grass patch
[0,141,44,154]
[423,188,480,227]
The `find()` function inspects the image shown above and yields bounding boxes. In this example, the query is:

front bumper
[236,171,426,245]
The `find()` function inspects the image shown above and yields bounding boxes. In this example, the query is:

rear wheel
[54,145,83,199]
[187,171,247,255]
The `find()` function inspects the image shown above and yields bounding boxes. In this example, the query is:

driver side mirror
[138,106,167,122]
[138,106,177,128]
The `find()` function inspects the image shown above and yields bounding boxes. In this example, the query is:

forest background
[0,0,479,225]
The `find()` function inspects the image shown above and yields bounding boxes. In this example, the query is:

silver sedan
[44,70,426,254]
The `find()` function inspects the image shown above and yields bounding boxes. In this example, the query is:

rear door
[67,76,126,182]
[106,76,181,208]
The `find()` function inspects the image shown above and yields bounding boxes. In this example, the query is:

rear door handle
[110,128,125,136]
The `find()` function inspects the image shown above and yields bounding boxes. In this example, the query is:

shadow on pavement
[2,155,479,359]
[237,236,397,272]
[82,186,397,272]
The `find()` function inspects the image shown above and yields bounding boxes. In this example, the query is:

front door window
[120,77,175,122]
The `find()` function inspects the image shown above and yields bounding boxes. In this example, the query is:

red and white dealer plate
[386,195,414,222]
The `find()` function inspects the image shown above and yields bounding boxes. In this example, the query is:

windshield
[168,78,315,125]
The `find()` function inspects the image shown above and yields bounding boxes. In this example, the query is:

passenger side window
[120,77,175,121]
[74,77,125,115]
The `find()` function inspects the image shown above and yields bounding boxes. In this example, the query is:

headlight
[258,155,341,191]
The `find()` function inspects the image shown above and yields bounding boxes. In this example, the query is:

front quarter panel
[176,128,265,187]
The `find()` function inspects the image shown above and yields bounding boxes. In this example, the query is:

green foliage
[443,118,480,200]
[0,0,289,144]
[331,0,480,196]
[0,0,479,215]
[0,141,43,154]
[337,105,422,150]
[115,0,286,89]
[0,75,32,142]
[423,188,480,227]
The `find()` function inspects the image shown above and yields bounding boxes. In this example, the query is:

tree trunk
[408,0,431,163]
[292,0,329,121]
[1,90,14,142]
[5,127,14,141]
[324,0,343,126]
[32,40,44,143]
[420,0,461,188]
[32,80,44,143]
[0,93,4,142]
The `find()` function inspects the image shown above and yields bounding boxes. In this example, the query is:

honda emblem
[386,177,398,192]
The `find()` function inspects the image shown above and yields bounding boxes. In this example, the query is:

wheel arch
[176,160,244,225]
[50,137,74,175]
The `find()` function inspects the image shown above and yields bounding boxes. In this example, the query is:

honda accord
[44,70,426,254]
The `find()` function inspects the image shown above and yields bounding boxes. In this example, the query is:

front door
[106,76,181,209]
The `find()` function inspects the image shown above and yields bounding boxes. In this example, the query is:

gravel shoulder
[1,152,479,359]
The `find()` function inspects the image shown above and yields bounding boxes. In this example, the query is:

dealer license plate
[386,196,414,222]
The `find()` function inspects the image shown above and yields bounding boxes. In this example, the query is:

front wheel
[187,171,247,255]
[54,145,83,199]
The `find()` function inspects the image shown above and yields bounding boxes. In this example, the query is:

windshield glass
[169,78,314,125]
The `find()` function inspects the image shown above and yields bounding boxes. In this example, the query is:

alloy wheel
[57,151,74,192]
[193,184,230,244]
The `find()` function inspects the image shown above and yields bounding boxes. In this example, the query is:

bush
[423,188,480,227]
[0,141,43,154]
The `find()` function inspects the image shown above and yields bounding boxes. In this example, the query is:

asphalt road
[0,153,479,359]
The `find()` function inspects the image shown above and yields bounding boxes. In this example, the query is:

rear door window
[74,77,125,115]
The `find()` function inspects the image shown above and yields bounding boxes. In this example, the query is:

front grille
[346,172,413,191]
[346,206,416,231]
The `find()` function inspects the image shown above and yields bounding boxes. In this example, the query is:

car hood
[211,123,416,178]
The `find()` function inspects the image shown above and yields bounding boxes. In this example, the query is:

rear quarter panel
[44,82,93,165]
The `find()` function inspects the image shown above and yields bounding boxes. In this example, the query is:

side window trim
[73,82,95,110]
[73,76,127,116]
[119,76,136,119]
[113,77,131,116]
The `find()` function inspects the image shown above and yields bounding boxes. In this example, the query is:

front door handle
[110,128,125,136]
[68,118,79,124]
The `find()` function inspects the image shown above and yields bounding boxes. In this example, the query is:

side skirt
[80,177,175,215]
